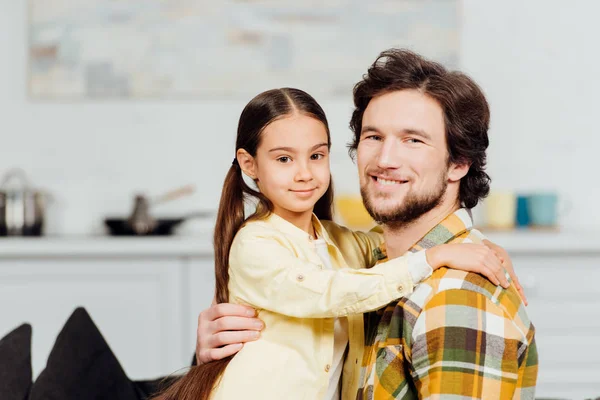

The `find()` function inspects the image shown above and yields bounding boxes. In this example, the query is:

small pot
[0,169,48,236]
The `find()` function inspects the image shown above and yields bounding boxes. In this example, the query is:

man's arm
[194,301,263,365]
[408,288,537,399]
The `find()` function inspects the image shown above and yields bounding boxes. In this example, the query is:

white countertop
[482,229,600,253]
[0,235,214,257]
[0,229,597,258]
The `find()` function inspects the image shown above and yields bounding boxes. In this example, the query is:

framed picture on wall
[28,0,459,99]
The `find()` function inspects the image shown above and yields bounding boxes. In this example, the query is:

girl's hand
[482,239,528,306]
[426,243,510,288]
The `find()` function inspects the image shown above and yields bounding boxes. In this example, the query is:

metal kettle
[0,169,48,236]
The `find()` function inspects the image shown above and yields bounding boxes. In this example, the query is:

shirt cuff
[469,228,487,240]
[408,250,433,284]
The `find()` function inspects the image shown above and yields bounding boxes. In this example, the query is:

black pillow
[132,376,179,399]
[29,307,140,400]
[0,323,33,400]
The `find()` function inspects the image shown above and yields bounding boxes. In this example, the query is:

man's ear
[448,161,470,182]
[236,149,257,180]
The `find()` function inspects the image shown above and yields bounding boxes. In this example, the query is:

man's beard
[361,174,448,229]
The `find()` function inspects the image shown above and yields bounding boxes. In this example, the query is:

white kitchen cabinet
[186,256,216,355]
[485,231,600,400]
[0,258,185,380]
[0,236,215,381]
[507,254,600,400]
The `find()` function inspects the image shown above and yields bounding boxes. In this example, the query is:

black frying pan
[104,212,213,236]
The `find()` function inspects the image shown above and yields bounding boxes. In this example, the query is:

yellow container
[335,195,375,230]
[484,191,516,230]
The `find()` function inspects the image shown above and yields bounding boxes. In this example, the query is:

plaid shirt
[357,209,538,399]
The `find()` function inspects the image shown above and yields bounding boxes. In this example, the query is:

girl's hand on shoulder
[482,239,528,305]
[426,243,510,289]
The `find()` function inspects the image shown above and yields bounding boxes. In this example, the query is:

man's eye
[407,138,423,144]
[277,156,291,163]
[364,135,382,141]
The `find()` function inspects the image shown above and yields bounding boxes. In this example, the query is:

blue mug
[527,193,567,227]
[515,195,530,227]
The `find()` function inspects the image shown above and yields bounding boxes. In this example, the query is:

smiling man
[349,49,538,399]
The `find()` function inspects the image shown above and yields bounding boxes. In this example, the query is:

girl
[154,88,510,400]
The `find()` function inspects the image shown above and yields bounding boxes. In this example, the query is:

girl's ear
[236,149,257,180]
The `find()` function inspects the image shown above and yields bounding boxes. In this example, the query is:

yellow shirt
[211,213,423,400]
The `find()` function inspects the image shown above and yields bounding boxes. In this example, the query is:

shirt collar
[263,212,333,244]
[373,208,474,261]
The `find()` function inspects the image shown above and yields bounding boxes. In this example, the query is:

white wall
[1,0,597,234]
[461,1,598,229]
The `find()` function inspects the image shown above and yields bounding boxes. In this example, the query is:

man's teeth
[377,178,403,185]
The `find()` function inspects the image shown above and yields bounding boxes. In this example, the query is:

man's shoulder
[319,219,351,239]
[414,276,530,335]
[420,267,510,306]
[400,268,533,349]
[320,219,382,238]
[321,220,383,253]
[409,230,529,323]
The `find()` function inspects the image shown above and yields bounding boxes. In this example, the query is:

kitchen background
[1,0,598,234]
[1,1,599,399]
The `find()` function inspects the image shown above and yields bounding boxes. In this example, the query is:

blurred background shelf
[1,228,599,257]
[0,235,213,257]
[483,229,600,253]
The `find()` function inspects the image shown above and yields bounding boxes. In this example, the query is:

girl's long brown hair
[151,88,333,400]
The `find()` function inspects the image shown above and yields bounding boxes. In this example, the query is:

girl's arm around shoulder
[227,224,424,319]
[320,220,432,284]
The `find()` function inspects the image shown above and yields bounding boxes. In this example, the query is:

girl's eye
[310,153,325,160]
[277,156,291,163]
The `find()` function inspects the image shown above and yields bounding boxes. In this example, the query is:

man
[348,49,537,399]
[195,49,537,399]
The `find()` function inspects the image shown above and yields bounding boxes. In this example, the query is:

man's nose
[376,139,401,169]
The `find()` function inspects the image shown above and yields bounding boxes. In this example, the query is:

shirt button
[296,274,305,282]
[325,364,331,372]
[397,284,404,292]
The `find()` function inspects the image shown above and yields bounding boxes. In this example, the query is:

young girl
[154,88,510,400]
